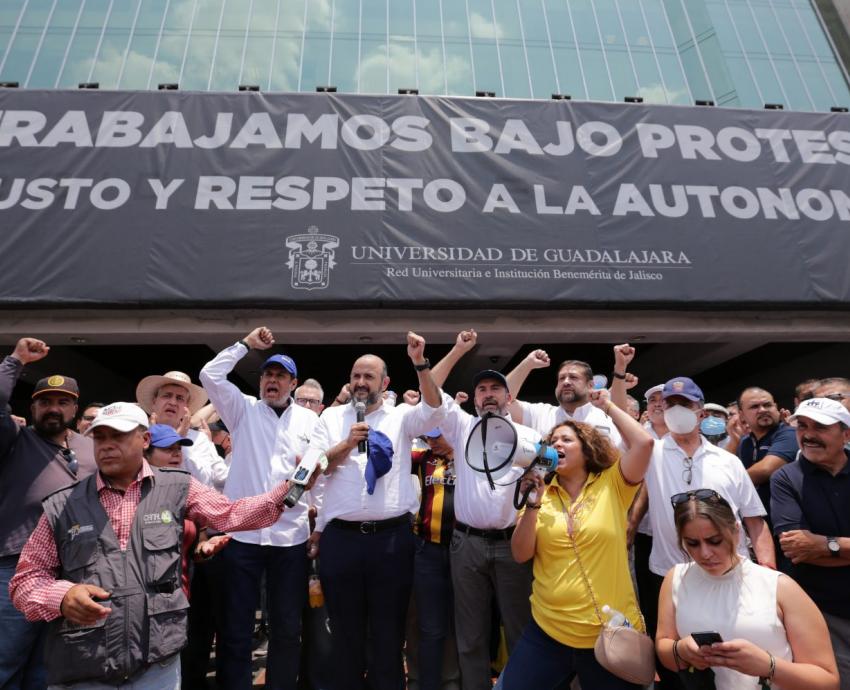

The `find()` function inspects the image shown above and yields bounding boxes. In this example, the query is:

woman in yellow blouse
[500,390,654,690]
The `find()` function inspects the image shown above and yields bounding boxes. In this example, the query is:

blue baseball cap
[424,428,442,439]
[149,424,194,448]
[662,377,704,403]
[261,354,298,377]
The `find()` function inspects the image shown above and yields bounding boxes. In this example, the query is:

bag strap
[554,488,647,631]
[554,490,605,626]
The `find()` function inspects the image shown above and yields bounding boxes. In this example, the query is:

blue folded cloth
[365,429,394,494]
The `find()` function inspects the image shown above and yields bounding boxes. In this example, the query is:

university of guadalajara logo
[285,225,340,290]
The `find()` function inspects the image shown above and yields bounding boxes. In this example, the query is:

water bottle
[601,604,630,628]
[308,562,324,608]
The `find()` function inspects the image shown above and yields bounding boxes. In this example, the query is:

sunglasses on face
[62,447,79,476]
[295,398,322,407]
[670,488,730,509]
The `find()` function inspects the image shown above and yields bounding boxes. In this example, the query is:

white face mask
[664,405,699,434]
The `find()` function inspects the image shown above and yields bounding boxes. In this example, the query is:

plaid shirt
[9,460,289,622]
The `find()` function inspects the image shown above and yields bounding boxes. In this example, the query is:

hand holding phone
[691,631,723,647]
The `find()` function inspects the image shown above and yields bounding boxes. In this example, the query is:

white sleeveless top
[672,558,793,690]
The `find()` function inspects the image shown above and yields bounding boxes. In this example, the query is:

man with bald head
[736,386,798,526]
[302,333,445,690]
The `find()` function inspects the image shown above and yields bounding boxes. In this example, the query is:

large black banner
[1,90,848,306]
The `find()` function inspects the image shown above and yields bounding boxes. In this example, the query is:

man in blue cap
[200,327,320,690]
[639,375,774,690]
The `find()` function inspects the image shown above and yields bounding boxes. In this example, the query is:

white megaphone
[464,413,559,506]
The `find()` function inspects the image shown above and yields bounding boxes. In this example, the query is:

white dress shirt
[440,396,541,530]
[644,434,766,576]
[200,342,319,546]
[182,429,229,490]
[516,400,624,449]
[306,397,445,531]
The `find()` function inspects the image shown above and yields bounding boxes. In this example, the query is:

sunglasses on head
[62,447,79,476]
[670,488,729,508]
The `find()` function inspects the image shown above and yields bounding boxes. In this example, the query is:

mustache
[801,437,825,447]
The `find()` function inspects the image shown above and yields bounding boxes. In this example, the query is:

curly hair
[546,420,620,474]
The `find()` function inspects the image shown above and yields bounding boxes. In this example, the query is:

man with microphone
[303,332,445,690]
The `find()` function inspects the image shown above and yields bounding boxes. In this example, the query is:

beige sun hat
[135,371,208,416]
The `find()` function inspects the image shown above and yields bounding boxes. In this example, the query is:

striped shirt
[412,448,456,545]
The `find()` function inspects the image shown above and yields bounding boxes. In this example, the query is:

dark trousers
[414,539,454,690]
[500,619,641,690]
[216,540,308,690]
[318,519,415,690]
[181,559,222,689]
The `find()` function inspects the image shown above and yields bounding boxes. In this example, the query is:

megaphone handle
[513,478,535,511]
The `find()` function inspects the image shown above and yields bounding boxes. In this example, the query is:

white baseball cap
[85,402,150,435]
[644,384,664,400]
[703,403,729,417]
[790,398,850,427]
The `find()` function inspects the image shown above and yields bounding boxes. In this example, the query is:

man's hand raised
[407,331,427,364]
[244,327,274,350]
[12,338,50,365]
[455,330,477,353]
[525,349,550,369]
[613,343,635,373]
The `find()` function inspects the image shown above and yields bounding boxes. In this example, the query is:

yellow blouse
[525,462,644,648]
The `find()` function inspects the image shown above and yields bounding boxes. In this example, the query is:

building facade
[1,0,848,111]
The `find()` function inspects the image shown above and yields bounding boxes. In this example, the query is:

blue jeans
[0,555,47,690]
[216,540,308,690]
[414,539,453,690]
[499,619,642,690]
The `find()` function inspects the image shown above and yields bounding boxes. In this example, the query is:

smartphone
[691,631,723,647]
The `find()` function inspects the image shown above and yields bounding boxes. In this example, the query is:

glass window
[796,3,835,59]
[641,0,673,50]
[747,3,788,56]
[580,48,613,101]
[526,44,558,100]
[268,0,304,92]
[444,41,473,95]
[90,1,144,89]
[552,45,586,100]
[27,28,69,88]
[359,0,387,92]
[704,0,741,54]
[301,35,330,90]
[747,57,785,105]
[388,0,416,91]
[0,1,27,28]
[181,0,219,91]
[822,62,850,106]
[330,34,359,92]
[500,42,530,98]
[724,55,760,108]
[607,48,636,101]
[656,51,690,104]
[632,51,665,103]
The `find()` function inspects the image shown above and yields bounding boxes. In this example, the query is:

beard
[558,388,587,405]
[33,412,70,437]
[352,387,381,406]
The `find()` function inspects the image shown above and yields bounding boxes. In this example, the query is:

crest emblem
[47,375,65,387]
[286,226,340,290]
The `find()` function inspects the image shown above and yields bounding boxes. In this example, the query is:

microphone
[283,452,328,508]
[354,401,367,454]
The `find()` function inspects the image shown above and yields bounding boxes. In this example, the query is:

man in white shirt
[135,370,228,489]
[505,349,624,449]
[199,327,319,690]
[638,375,775,690]
[302,332,444,690]
[429,330,541,690]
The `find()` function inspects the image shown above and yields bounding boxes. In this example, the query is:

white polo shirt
[440,395,542,530]
[306,396,445,531]
[200,342,319,546]
[516,400,624,450]
[645,434,766,576]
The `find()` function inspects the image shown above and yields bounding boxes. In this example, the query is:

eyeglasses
[823,392,850,401]
[295,398,322,408]
[682,456,694,485]
[62,447,79,476]
[670,488,729,508]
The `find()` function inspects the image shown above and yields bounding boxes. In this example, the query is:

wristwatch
[413,359,431,372]
[827,536,840,558]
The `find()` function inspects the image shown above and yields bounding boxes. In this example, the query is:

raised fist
[407,331,426,363]
[455,330,477,352]
[613,344,635,371]
[525,349,550,369]
[244,327,274,350]
[12,338,49,365]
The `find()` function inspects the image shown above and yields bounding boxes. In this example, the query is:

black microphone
[354,401,367,453]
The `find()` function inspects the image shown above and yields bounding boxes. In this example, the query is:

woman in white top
[656,489,838,690]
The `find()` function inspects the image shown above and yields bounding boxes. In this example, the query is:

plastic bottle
[601,604,630,628]
[308,563,324,608]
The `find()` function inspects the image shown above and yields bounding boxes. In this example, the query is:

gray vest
[42,467,191,686]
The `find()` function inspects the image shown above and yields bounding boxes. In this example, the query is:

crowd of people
[0,329,848,690]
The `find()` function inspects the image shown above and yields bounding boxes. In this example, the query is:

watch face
[828,539,840,553]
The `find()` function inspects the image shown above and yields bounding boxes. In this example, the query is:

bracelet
[525,502,542,510]
[672,639,684,670]
[612,371,626,380]
[335,397,348,405]
[238,339,250,350]
[413,358,431,372]
[759,652,776,686]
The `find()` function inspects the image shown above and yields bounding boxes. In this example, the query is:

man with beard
[505,348,624,449]
[302,332,444,690]
[0,337,96,689]
[200,327,319,690]
[427,330,541,690]
[735,387,798,526]
[771,398,850,689]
